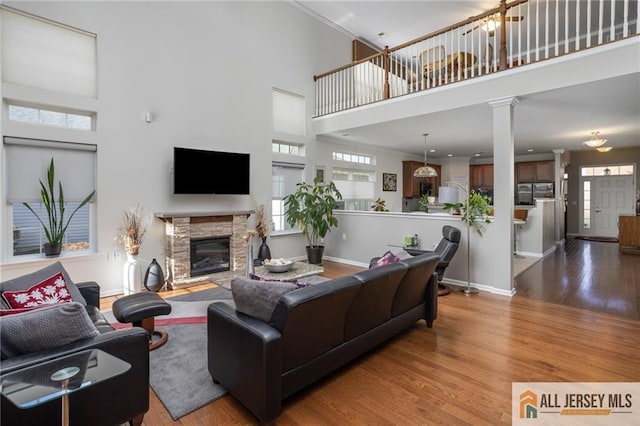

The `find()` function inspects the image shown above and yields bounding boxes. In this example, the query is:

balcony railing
[313,0,639,117]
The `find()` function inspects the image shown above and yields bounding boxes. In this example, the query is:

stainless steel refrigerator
[516,183,533,205]
[533,182,555,200]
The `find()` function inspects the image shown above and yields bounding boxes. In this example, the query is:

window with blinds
[272,88,305,136]
[5,137,97,257]
[1,6,97,98]
[332,168,376,211]
[272,162,304,232]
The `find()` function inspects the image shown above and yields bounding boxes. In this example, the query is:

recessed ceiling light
[474,153,482,157]
[447,154,453,157]
[377,32,388,38]
[527,149,534,152]
[341,133,350,137]
[429,149,436,153]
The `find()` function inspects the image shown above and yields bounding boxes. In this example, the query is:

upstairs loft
[312,0,639,120]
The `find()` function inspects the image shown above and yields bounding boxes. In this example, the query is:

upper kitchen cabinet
[516,161,554,183]
[402,161,441,198]
[470,164,494,189]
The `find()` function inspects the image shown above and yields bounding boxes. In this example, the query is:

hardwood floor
[515,237,640,321]
[100,253,639,425]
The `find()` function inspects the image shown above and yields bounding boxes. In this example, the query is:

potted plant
[419,193,431,212]
[461,190,493,236]
[443,202,463,215]
[283,176,342,264]
[23,158,95,257]
[371,197,389,212]
[445,189,493,235]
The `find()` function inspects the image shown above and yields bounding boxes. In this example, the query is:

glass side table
[0,349,130,426]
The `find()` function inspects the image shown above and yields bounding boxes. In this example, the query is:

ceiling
[296,1,640,158]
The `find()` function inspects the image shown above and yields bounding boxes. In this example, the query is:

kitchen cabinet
[619,215,640,255]
[516,161,554,183]
[470,164,494,189]
[402,161,441,198]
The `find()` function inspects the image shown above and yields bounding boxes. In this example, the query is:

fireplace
[190,237,230,277]
[156,211,252,289]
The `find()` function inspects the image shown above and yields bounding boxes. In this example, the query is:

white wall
[324,211,512,295]
[0,1,352,295]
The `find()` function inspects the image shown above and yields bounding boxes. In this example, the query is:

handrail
[313,0,639,117]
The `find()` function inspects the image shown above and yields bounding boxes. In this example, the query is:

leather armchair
[1,282,150,426]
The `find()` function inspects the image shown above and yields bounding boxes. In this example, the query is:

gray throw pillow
[0,261,87,309]
[231,277,298,322]
[0,302,99,358]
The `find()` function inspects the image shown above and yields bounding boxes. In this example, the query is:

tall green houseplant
[23,158,95,256]
[283,176,342,264]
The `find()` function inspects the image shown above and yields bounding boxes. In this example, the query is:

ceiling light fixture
[583,131,607,148]
[596,146,613,153]
[481,16,500,32]
[413,133,438,178]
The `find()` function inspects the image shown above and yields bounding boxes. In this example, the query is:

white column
[553,149,566,245]
[489,96,519,293]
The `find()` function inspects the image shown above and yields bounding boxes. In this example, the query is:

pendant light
[413,133,438,178]
[582,131,607,148]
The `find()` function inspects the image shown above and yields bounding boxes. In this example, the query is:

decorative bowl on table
[263,258,294,273]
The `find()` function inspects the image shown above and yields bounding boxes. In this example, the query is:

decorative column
[489,96,519,293]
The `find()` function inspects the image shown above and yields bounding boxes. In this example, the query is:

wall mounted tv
[173,147,250,195]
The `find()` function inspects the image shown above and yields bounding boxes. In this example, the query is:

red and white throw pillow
[2,272,73,309]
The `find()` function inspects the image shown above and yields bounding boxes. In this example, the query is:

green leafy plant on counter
[371,197,389,212]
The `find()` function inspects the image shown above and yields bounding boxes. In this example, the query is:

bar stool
[514,209,528,258]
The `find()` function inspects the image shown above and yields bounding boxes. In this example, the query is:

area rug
[149,323,227,420]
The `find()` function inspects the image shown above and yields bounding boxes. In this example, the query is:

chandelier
[413,133,438,178]
[583,131,607,148]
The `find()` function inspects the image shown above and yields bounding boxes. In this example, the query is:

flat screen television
[173,147,250,195]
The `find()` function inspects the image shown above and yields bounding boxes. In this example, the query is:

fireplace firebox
[190,237,230,277]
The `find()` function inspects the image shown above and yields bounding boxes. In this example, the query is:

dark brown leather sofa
[207,252,440,423]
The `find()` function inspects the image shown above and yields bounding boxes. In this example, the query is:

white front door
[593,175,635,237]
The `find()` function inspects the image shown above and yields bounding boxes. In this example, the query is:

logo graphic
[520,390,538,419]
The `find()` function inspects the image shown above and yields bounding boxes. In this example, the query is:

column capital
[488,96,520,108]
[552,149,566,154]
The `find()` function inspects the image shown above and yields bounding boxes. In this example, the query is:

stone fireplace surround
[155,211,252,289]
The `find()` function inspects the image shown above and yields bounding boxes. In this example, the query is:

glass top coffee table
[253,262,324,281]
[0,349,130,426]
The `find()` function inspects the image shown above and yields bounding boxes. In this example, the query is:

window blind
[1,6,97,98]
[272,162,304,199]
[272,89,305,136]
[4,137,97,203]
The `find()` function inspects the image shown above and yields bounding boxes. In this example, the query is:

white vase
[123,253,142,295]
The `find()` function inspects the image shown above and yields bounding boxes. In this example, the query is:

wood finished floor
[99,240,640,425]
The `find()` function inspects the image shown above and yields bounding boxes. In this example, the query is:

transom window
[332,151,376,165]
[581,164,634,176]
[8,103,94,131]
[272,141,304,156]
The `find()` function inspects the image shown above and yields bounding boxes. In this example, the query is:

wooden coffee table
[253,262,323,281]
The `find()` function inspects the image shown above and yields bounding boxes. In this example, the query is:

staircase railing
[313,0,639,117]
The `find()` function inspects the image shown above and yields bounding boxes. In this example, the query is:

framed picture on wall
[383,173,397,191]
